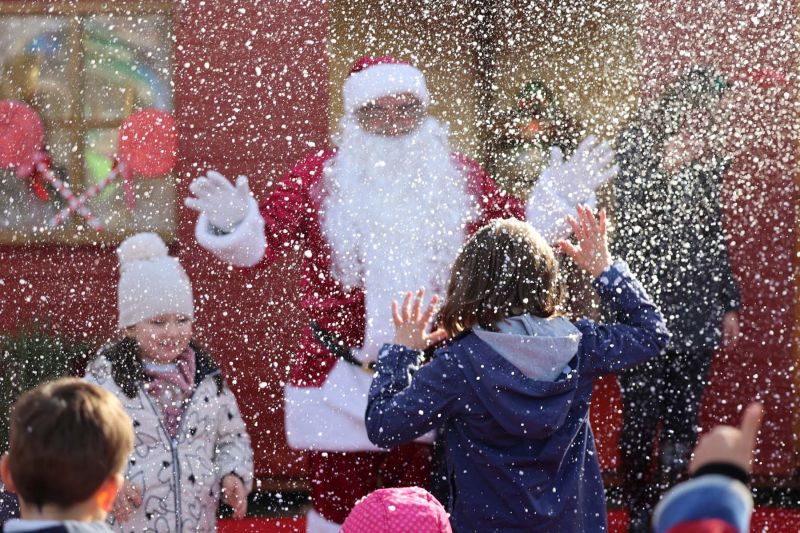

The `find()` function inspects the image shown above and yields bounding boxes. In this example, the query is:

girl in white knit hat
[84,232,254,533]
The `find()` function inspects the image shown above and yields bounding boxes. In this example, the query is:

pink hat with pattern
[341,487,452,533]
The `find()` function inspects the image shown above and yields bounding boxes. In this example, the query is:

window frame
[0,1,176,246]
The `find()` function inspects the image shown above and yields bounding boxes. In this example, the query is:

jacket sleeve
[575,260,670,380]
[214,385,255,491]
[652,474,753,533]
[365,344,461,448]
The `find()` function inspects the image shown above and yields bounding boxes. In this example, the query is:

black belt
[310,321,375,372]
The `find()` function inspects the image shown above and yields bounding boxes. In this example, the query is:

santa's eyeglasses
[356,102,425,121]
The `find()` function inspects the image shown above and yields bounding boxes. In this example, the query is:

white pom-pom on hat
[116,232,194,329]
[117,232,169,269]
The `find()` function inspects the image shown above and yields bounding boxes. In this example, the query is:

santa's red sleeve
[454,153,524,237]
[260,150,332,264]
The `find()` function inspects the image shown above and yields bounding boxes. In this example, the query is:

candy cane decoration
[22,151,105,231]
[3,103,178,232]
[50,109,177,228]
[49,160,124,229]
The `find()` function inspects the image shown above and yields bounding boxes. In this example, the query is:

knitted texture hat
[117,232,193,328]
[343,55,430,113]
[341,487,452,533]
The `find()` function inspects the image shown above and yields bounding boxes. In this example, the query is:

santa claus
[185,56,615,532]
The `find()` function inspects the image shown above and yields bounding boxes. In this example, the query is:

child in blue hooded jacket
[365,206,670,532]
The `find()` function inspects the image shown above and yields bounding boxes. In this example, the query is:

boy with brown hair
[0,378,133,533]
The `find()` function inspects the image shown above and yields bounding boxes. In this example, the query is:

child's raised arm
[364,289,457,448]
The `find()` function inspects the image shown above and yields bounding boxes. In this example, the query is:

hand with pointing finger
[689,402,763,475]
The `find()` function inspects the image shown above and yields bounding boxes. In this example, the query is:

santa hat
[343,55,430,113]
[117,232,194,329]
[341,487,452,533]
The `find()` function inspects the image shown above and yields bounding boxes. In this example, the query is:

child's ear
[0,453,16,493]
[95,473,123,513]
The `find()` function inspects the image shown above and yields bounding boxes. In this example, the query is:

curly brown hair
[438,218,564,335]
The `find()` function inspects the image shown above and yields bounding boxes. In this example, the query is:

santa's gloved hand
[185,170,252,233]
[539,135,617,204]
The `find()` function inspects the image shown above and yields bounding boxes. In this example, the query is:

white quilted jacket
[85,352,254,533]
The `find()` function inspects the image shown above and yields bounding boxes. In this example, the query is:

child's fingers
[739,402,764,450]
[412,287,425,322]
[581,205,597,236]
[566,215,582,240]
[419,294,440,327]
[401,291,412,322]
[598,208,607,235]
[557,239,579,261]
[426,328,449,346]
[392,300,403,327]
[584,205,599,234]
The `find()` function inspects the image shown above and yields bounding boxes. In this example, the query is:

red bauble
[118,109,178,177]
[0,100,44,169]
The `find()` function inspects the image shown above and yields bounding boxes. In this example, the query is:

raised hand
[557,205,612,278]
[184,170,251,232]
[391,288,448,351]
[539,135,618,203]
[689,402,763,475]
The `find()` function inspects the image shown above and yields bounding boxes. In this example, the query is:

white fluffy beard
[321,116,476,362]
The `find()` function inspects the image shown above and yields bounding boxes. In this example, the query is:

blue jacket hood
[453,324,581,440]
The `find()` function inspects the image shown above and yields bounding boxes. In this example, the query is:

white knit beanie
[117,232,194,329]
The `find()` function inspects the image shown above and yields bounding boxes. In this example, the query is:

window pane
[82,14,173,122]
[82,129,175,236]
[0,16,72,123]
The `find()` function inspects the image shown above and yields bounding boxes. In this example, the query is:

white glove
[538,135,617,204]
[185,170,252,232]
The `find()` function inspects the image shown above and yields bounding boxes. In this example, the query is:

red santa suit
[192,57,610,532]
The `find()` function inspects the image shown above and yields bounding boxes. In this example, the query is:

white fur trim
[195,196,266,267]
[306,509,342,533]
[343,63,430,113]
[284,361,435,451]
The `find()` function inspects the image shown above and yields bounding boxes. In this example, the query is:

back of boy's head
[7,378,133,509]
[439,218,562,334]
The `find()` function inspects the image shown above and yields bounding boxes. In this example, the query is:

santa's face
[354,92,426,137]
